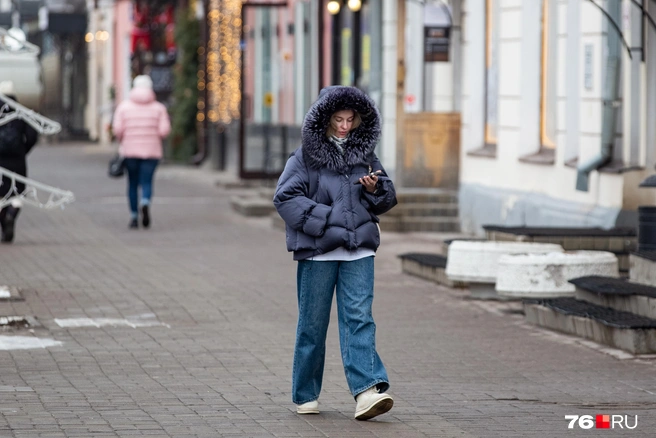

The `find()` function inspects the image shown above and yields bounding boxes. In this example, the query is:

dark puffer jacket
[273,86,397,260]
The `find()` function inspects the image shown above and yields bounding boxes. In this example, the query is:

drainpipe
[576,2,622,192]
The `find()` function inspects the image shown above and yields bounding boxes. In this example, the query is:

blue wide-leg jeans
[292,256,390,405]
[124,158,159,216]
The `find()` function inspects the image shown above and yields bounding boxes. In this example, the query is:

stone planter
[496,251,619,298]
[445,241,563,299]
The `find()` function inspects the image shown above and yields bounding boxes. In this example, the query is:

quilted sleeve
[273,152,332,237]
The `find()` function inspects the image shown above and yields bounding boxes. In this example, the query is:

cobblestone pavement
[0,144,654,438]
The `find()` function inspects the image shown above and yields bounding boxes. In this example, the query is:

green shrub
[169,5,200,162]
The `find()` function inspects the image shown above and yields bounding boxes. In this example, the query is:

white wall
[404,0,423,113]
[428,62,454,112]
[460,0,626,213]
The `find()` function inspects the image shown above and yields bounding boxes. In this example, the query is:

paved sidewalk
[0,144,654,437]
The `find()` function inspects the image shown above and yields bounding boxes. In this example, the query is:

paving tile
[0,145,654,437]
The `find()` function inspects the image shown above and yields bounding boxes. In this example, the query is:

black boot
[1,206,20,243]
[0,207,6,241]
[129,218,138,229]
[141,205,150,228]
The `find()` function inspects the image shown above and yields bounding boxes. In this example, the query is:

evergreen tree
[170,5,200,162]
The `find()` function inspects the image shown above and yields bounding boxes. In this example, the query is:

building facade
[459,0,656,235]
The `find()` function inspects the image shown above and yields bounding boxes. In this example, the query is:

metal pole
[396,0,406,186]
[353,8,361,87]
[317,0,325,89]
[239,3,246,177]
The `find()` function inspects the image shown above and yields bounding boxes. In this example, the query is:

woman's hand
[359,175,378,193]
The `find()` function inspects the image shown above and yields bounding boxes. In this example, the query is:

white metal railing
[0,92,62,135]
[0,167,75,210]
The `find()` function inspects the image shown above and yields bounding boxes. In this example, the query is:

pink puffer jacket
[112,88,171,159]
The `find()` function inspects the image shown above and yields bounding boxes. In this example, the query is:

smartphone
[353,170,382,184]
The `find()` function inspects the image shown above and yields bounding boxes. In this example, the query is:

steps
[524,297,656,354]
[387,202,458,217]
[230,187,277,217]
[230,196,276,216]
[570,276,656,320]
[525,255,656,354]
[380,215,460,232]
[398,225,656,354]
[395,188,459,204]
[230,185,461,233]
[379,188,460,232]
[398,253,466,288]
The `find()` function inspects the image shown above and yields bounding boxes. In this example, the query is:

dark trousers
[0,205,20,241]
[124,158,159,215]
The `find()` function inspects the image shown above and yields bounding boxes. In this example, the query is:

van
[0,51,43,111]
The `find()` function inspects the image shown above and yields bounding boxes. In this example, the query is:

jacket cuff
[363,185,383,200]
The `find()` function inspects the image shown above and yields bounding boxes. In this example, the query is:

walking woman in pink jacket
[112,75,171,229]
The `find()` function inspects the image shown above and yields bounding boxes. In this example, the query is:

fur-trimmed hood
[301,86,381,172]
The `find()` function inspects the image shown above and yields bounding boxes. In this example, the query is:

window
[484,0,499,148]
[540,0,557,150]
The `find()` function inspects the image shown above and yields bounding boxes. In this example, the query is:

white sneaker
[296,400,319,414]
[354,387,393,420]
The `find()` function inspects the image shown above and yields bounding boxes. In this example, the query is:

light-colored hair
[326,109,361,138]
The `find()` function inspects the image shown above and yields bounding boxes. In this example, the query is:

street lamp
[327,0,363,14]
[347,0,362,12]
[327,0,340,15]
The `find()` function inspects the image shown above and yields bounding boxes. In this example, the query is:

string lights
[191,0,205,124]
[204,0,242,125]
[197,43,206,122]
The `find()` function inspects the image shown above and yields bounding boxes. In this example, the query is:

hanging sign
[424,26,450,62]
[423,3,451,63]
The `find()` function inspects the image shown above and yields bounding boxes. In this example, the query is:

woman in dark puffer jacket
[274,86,397,421]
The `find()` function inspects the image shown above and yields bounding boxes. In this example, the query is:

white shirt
[309,247,375,261]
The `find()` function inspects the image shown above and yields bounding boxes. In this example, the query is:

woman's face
[331,110,355,138]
